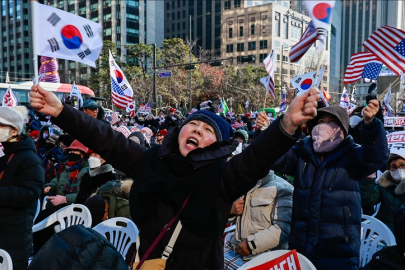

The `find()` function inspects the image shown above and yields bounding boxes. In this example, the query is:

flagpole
[263,92,267,111]
[31,0,39,85]
[312,50,324,88]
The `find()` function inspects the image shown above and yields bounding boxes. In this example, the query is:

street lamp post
[189,12,210,111]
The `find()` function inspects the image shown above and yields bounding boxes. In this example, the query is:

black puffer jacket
[28,225,128,270]
[52,105,301,270]
[272,118,389,270]
[0,136,44,270]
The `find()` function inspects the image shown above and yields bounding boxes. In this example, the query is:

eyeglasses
[390,164,405,171]
[157,134,164,137]
[86,107,98,111]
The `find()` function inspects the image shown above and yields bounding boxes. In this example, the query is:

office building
[1,0,164,94]
[0,0,32,83]
[221,1,330,90]
[164,0,223,56]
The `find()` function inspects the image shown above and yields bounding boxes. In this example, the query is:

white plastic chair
[237,250,316,270]
[0,249,13,270]
[360,214,396,267]
[372,203,381,218]
[33,204,92,233]
[93,217,138,260]
[33,199,40,223]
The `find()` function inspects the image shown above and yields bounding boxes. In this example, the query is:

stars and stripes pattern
[107,112,119,125]
[145,102,152,110]
[218,98,223,113]
[289,21,318,63]
[363,25,405,76]
[262,50,275,99]
[344,52,383,84]
[111,78,133,109]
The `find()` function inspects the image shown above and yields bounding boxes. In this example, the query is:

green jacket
[360,170,405,232]
[45,161,89,204]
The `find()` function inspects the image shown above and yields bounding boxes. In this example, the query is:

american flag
[279,86,286,112]
[107,112,119,125]
[145,102,152,110]
[109,50,133,109]
[218,98,223,113]
[262,50,275,99]
[363,25,405,76]
[111,78,133,109]
[289,21,318,63]
[344,52,383,84]
[339,87,350,109]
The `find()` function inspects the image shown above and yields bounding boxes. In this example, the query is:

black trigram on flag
[48,38,60,52]
[47,13,61,26]
[78,48,91,59]
[83,24,93,38]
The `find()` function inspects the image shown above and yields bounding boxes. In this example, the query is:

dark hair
[58,134,75,147]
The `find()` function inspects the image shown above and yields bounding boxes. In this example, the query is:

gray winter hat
[0,106,28,134]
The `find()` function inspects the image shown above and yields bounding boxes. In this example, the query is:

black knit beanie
[180,110,233,141]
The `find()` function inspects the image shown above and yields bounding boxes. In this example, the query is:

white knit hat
[0,106,28,134]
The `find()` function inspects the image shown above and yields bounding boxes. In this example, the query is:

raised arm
[30,84,147,176]
[221,88,319,202]
[349,100,389,179]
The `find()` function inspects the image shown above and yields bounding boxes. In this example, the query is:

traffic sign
[158,70,172,78]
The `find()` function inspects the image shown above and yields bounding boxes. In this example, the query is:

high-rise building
[329,0,342,96]
[164,0,223,56]
[0,0,32,83]
[221,1,330,90]
[1,0,164,93]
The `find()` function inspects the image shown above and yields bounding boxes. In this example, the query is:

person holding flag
[30,82,320,270]
[270,100,388,270]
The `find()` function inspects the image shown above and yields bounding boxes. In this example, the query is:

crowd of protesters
[0,84,404,269]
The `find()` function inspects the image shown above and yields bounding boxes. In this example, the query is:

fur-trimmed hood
[378,170,405,195]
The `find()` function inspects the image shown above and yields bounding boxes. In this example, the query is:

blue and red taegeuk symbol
[300,78,313,90]
[313,3,333,24]
[114,70,124,83]
[61,25,83,49]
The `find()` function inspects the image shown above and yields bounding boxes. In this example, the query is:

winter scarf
[59,160,84,193]
[378,170,405,195]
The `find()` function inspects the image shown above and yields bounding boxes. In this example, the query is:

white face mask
[0,128,12,142]
[43,133,49,139]
[390,169,405,182]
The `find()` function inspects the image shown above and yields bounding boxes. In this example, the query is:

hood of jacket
[159,126,237,169]
[378,170,405,195]
[2,135,37,154]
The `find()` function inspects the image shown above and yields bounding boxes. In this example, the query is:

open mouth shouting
[186,136,199,150]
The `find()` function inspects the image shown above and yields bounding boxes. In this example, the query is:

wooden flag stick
[377,76,401,102]
[263,91,267,111]
[312,50,325,88]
